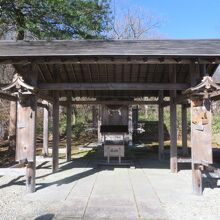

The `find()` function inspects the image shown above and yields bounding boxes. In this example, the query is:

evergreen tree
[0,0,111,40]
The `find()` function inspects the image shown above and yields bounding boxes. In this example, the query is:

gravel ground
[164,172,220,220]
[0,162,58,220]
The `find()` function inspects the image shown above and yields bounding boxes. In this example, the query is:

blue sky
[114,0,220,39]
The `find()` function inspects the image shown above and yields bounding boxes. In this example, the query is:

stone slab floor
[1,149,220,220]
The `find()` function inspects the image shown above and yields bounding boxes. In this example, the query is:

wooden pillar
[52,91,59,172]
[132,105,138,133]
[17,96,37,193]
[98,104,102,143]
[181,104,188,156]
[158,91,164,160]
[43,102,49,157]
[16,65,38,193]
[191,96,212,195]
[192,164,203,195]
[128,105,133,146]
[169,65,177,173]
[170,96,177,172]
[26,161,35,193]
[189,64,210,195]
[92,106,98,128]
[9,101,17,152]
[66,92,72,162]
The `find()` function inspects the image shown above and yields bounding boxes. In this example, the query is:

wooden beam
[1,57,220,65]
[181,104,188,156]
[38,83,189,91]
[158,91,164,161]
[41,57,220,65]
[66,92,72,162]
[0,59,30,65]
[52,91,59,172]
[43,101,49,157]
[59,100,169,106]
[169,65,178,173]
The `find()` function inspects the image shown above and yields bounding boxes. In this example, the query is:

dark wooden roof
[0,40,219,100]
[0,39,220,57]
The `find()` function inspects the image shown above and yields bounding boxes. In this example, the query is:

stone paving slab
[128,168,167,219]
[2,152,220,220]
[83,206,138,220]
[57,198,89,219]
[29,158,168,219]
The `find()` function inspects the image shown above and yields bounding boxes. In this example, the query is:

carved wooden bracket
[183,76,220,98]
[1,74,35,96]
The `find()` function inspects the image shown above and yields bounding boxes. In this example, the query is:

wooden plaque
[16,96,36,162]
[191,98,212,164]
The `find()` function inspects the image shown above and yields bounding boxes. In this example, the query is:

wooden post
[52,91,59,172]
[181,104,188,156]
[8,101,17,152]
[170,97,177,173]
[26,161,35,193]
[190,63,201,193]
[128,105,133,146]
[192,164,203,195]
[43,102,49,157]
[169,65,177,173]
[66,92,72,162]
[132,105,138,134]
[158,91,164,160]
[191,97,212,195]
[17,96,37,193]
[92,106,98,128]
[98,105,102,143]
[16,65,38,193]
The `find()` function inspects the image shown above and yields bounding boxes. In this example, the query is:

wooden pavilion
[0,39,220,195]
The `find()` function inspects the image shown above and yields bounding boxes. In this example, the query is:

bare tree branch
[110,7,162,40]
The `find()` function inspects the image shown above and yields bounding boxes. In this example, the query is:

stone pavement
[2,148,220,220]
[26,157,170,220]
